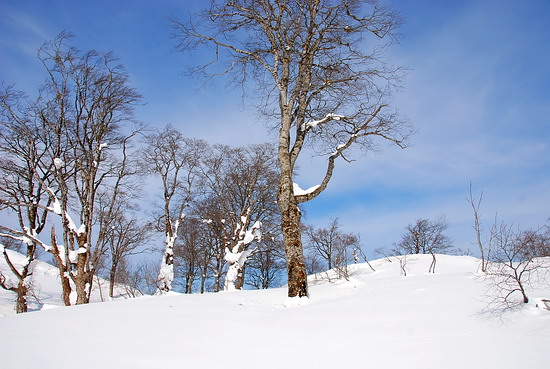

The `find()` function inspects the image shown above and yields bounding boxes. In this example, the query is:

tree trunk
[15,284,28,313]
[236,264,246,290]
[280,199,308,298]
[185,273,194,294]
[75,231,91,305]
[200,273,206,294]
[50,227,72,306]
[109,263,117,298]
[213,252,223,293]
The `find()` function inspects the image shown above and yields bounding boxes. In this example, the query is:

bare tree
[143,125,206,294]
[352,247,376,272]
[172,0,411,297]
[192,196,228,293]
[395,217,453,273]
[37,33,142,305]
[1,32,143,306]
[397,217,453,255]
[398,254,409,277]
[196,143,280,291]
[304,218,360,279]
[246,232,286,289]
[174,216,203,294]
[484,223,549,310]
[0,86,53,313]
[467,183,490,272]
[103,211,151,298]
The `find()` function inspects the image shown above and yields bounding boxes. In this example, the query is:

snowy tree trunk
[223,220,261,291]
[157,240,175,294]
[0,244,34,313]
[156,219,179,294]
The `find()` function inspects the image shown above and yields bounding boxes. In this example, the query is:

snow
[1,254,549,368]
[48,197,62,215]
[68,250,78,264]
[53,158,64,169]
[46,195,80,235]
[293,182,320,196]
[0,249,132,316]
[302,113,344,130]
[77,224,86,236]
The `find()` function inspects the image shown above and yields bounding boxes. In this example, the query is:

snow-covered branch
[295,105,388,204]
[300,113,345,131]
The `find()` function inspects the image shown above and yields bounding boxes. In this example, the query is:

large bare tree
[172,0,411,297]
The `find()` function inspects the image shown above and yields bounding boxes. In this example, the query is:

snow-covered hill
[1,254,549,369]
[0,249,132,316]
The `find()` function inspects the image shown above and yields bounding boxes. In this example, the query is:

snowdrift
[1,254,549,369]
[0,249,133,316]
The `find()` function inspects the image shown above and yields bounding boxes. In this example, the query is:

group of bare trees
[303,218,361,279]
[372,187,549,311]
[468,187,550,311]
[0,32,146,312]
[151,139,286,294]
[2,0,413,308]
[0,34,288,309]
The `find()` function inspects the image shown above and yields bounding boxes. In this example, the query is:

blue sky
[1,0,549,257]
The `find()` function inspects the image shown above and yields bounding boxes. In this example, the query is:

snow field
[1,254,549,368]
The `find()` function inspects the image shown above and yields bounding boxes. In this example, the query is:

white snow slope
[1,254,549,369]
[0,249,132,316]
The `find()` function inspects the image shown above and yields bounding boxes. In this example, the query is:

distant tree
[304,218,360,279]
[396,217,453,273]
[245,225,286,289]
[485,222,549,310]
[197,143,279,291]
[467,184,490,272]
[397,217,453,255]
[143,126,206,294]
[304,251,324,276]
[172,0,411,297]
[191,196,228,293]
[102,211,151,298]
[174,216,203,294]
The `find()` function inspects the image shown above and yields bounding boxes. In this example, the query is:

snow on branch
[295,105,389,204]
[301,113,345,131]
[293,183,320,196]
[44,187,84,236]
